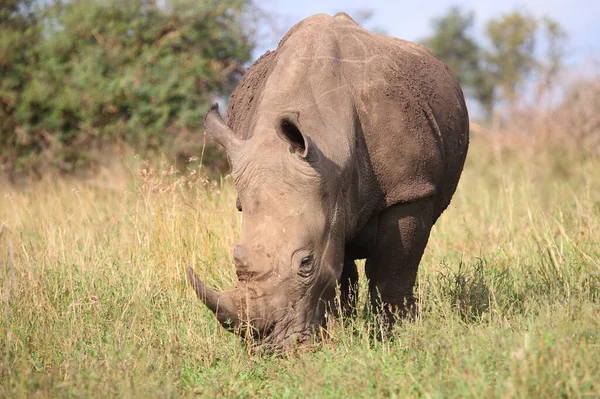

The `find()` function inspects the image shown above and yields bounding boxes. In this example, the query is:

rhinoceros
[186,12,469,349]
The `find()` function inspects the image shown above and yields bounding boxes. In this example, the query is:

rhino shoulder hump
[333,12,358,24]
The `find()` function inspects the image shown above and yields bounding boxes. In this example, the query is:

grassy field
[1,134,599,398]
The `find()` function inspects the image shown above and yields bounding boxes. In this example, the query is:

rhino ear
[275,112,314,160]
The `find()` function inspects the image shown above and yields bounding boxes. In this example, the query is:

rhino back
[226,50,277,139]
[226,14,468,224]
[331,23,469,220]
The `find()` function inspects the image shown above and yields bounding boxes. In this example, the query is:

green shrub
[0,0,255,178]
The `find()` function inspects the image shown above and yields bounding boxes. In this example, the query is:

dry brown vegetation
[1,79,599,396]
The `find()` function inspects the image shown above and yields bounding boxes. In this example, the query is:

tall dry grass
[0,108,599,396]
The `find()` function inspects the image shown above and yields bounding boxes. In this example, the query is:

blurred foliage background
[419,7,599,158]
[1,0,256,179]
[1,1,598,181]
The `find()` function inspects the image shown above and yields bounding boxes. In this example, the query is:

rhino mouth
[256,307,329,351]
[186,266,326,351]
[238,308,320,352]
[253,324,314,352]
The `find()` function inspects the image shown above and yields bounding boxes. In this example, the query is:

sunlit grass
[1,135,599,397]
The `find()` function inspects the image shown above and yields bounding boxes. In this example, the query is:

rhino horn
[186,266,240,330]
[204,103,242,163]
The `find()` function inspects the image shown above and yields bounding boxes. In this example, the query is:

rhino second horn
[203,103,242,163]
[185,266,240,330]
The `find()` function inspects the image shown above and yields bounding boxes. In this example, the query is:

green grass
[1,136,599,397]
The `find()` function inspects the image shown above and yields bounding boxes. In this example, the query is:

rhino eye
[236,197,242,212]
[298,255,313,277]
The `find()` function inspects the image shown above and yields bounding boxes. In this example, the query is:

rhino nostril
[233,244,249,267]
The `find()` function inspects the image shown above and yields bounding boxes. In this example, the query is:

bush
[0,0,255,178]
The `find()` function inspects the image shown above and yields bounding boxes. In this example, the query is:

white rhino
[187,12,469,350]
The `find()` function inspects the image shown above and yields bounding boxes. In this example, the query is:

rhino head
[187,104,351,350]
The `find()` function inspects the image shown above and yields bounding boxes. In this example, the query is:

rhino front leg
[365,198,435,327]
[337,258,359,317]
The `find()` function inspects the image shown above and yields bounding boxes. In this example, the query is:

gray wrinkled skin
[186,13,469,351]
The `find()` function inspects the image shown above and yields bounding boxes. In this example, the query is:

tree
[485,12,538,110]
[535,16,568,102]
[420,7,480,88]
[421,8,568,121]
[1,0,257,177]
[420,7,500,120]
[0,0,40,171]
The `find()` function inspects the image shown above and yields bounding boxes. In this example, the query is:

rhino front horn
[185,266,240,330]
[204,103,242,164]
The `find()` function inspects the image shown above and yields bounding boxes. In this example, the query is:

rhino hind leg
[365,198,435,327]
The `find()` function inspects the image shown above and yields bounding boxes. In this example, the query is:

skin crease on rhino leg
[364,198,436,328]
